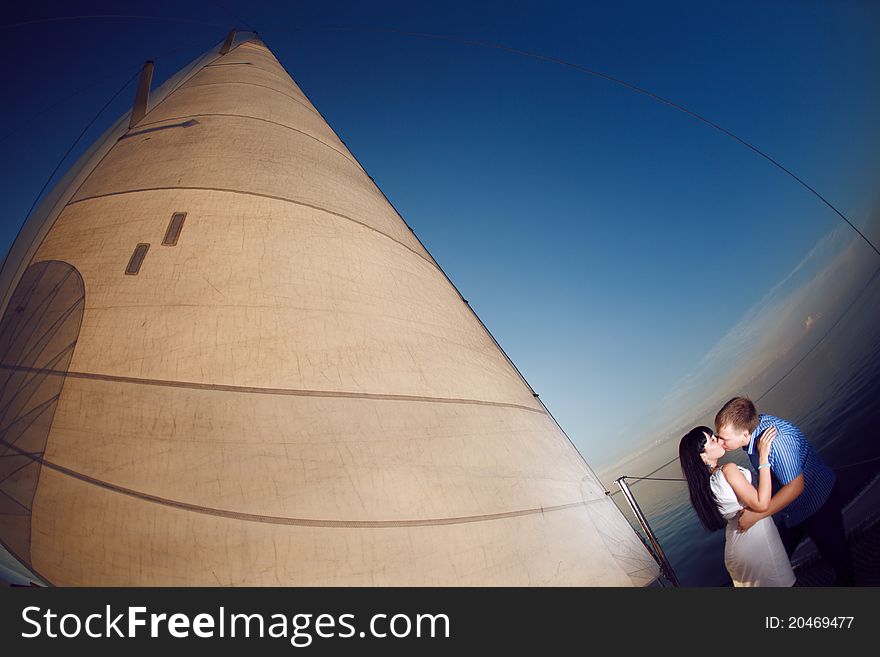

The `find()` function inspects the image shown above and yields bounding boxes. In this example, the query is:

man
[714,397,854,586]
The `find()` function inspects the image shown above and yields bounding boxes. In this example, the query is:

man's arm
[738,474,804,531]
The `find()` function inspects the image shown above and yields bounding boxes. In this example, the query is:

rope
[613,454,880,493]
[754,263,880,405]
[1,42,214,144]
[294,26,880,258]
[613,262,880,490]
[19,68,141,226]
[614,457,681,490]
[0,65,140,143]
[622,476,687,483]
[284,26,880,493]
[14,29,226,225]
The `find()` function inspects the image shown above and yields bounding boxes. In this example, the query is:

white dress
[710,466,796,587]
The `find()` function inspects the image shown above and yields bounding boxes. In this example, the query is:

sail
[0,32,658,586]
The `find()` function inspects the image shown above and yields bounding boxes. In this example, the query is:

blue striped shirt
[745,414,835,528]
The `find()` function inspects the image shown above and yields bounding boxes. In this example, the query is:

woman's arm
[738,475,805,531]
[722,464,766,512]
[722,426,777,512]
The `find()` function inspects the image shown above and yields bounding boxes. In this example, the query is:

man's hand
[738,509,761,532]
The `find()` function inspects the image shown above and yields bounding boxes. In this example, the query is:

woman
[679,425,795,587]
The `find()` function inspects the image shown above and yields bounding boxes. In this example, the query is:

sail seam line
[0,364,545,414]
[204,62,296,84]
[66,186,435,267]
[132,112,359,168]
[177,80,320,117]
[0,438,593,528]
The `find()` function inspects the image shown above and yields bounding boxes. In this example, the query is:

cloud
[591,203,880,474]
[642,226,863,449]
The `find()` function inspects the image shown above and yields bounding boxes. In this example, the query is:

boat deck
[793,514,880,586]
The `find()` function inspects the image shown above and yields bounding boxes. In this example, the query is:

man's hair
[715,397,759,433]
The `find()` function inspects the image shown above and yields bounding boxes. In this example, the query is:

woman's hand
[758,425,777,461]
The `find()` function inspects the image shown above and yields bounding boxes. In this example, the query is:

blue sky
[1,1,878,473]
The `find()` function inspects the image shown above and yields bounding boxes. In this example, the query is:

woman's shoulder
[721,462,751,482]
[720,463,740,476]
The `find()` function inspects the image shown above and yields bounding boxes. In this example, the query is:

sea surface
[609,265,880,586]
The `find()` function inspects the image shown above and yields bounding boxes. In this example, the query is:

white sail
[0,32,658,586]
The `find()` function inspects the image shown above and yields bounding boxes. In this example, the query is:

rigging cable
[622,476,686,483]
[296,26,879,258]
[1,42,216,144]
[617,454,880,488]
[611,261,880,493]
[292,26,880,490]
[19,69,141,226]
[16,31,226,223]
[16,17,871,497]
[3,34,227,284]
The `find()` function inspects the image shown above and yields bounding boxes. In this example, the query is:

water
[610,265,880,586]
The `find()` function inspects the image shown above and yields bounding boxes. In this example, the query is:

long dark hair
[679,426,726,531]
